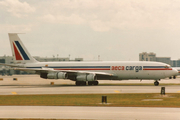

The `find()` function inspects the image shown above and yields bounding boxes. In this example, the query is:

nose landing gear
[154,80,160,86]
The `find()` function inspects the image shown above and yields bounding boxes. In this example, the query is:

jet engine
[76,74,97,81]
[40,72,67,79]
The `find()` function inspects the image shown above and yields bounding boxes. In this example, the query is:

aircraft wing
[13,67,114,76]
[0,63,21,67]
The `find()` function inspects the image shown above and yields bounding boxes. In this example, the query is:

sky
[1,0,180,61]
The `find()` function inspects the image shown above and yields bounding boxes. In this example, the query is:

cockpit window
[164,65,170,68]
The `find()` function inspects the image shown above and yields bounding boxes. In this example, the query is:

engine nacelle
[76,74,97,81]
[57,72,68,79]
[42,72,67,79]
[87,74,97,81]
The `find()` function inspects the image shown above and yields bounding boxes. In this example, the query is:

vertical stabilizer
[8,33,38,63]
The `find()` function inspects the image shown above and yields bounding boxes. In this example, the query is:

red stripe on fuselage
[13,42,23,60]
[54,68,110,71]
[143,68,172,70]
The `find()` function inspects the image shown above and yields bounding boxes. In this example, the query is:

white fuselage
[23,61,177,80]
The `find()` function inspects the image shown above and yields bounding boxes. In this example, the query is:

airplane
[0,33,178,86]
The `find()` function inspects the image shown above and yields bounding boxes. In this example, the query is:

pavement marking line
[114,90,120,93]
[11,92,17,95]
[142,99,163,101]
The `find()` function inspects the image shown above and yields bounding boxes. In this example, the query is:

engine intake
[76,74,97,81]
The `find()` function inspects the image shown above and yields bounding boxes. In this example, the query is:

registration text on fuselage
[111,66,142,72]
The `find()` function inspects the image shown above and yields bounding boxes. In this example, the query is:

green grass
[0,93,180,107]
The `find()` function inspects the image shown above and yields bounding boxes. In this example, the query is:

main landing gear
[75,81,99,86]
[88,81,98,85]
[154,80,159,86]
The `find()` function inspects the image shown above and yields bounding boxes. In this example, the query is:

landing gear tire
[154,81,159,86]
[94,81,99,85]
[88,81,93,85]
[88,81,99,86]
[173,76,176,79]
[76,81,86,86]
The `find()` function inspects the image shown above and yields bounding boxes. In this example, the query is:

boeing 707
[0,33,178,86]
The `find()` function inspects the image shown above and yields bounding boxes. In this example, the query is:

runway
[0,75,180,95]
[1,84,180,95]
[1,75,180,120]
[0,106,180,120]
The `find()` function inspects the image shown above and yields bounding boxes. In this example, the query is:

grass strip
[0,93,180,107]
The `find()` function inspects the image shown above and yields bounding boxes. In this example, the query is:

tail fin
[8,33,38,64]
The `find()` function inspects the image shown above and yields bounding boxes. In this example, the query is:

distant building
[0,55,14,64]
[139,52,173,66]
[156,57,171,65]
[33,56,70,62]
[75,58,83,61]
[171,60,180,67]
[139,52,156,61]
[0,55,14,75]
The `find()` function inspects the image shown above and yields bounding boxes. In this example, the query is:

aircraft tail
[8,33,38,64]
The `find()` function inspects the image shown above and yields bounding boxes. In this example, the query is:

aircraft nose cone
[172,68,178,76]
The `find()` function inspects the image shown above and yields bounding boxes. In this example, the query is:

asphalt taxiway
[1,75,180,120]
[1,84,180,95]
[0,106,180,120]
[0,75,180,95]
